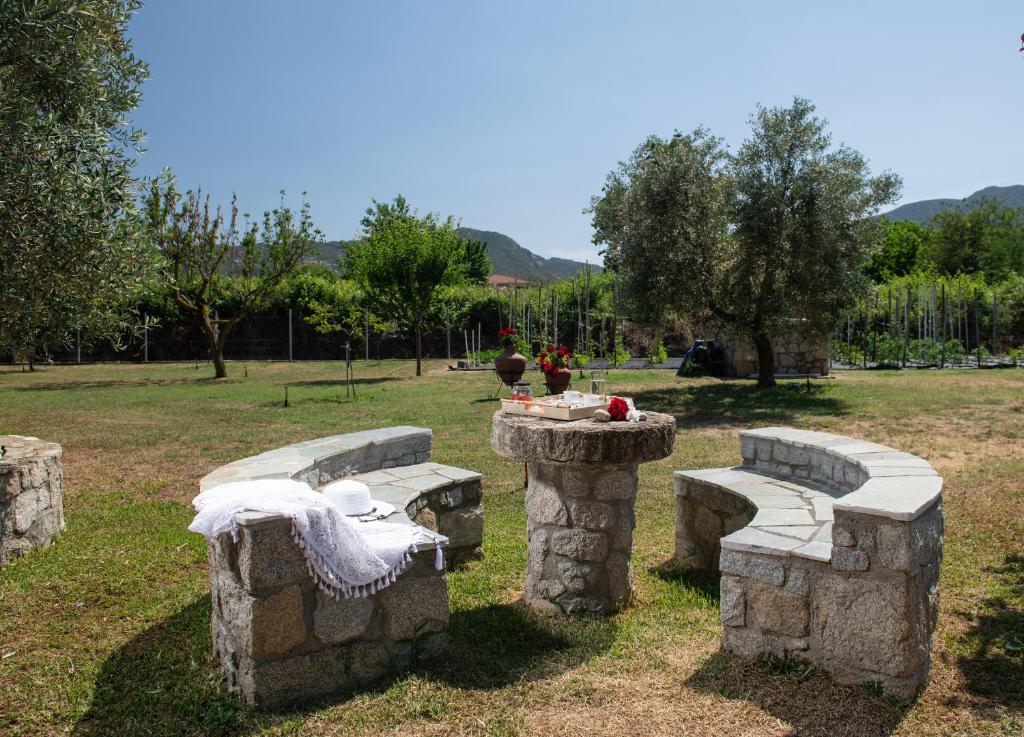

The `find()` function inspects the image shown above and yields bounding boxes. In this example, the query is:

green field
[0,361,1021,737]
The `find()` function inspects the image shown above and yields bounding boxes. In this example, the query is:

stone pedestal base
[525,461,638,615]
[1,435,64,565]
[491,409,676,617]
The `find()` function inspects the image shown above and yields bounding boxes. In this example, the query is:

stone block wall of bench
[199,426,481,707]
[1,435,65,565]
[208,511,448,708]
[675,427,942,699]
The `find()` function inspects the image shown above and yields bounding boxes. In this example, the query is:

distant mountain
[305,240,347,271]
[458,227,597,280]
[308,229,598,281]
[883,185,1024,224]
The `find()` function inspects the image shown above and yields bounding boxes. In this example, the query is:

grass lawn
[0,360,1021,737]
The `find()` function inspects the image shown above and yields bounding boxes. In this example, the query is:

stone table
[491,411,676,615]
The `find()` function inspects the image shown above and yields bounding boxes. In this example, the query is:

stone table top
[491,410,676,465]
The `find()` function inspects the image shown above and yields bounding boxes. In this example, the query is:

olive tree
[591,98,900,387]
[143,172,320,378]
[0,0,153,366]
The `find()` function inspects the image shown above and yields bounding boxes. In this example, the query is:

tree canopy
[142,171,320,378]
[345,197,472,375]
[591,98,900,386]
[0,0,153,365]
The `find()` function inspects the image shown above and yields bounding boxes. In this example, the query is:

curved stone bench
[674,427,942,698]
[1,435,65,565]
[198,426,483,708]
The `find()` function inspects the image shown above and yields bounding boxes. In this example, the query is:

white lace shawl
[189,479,442,598]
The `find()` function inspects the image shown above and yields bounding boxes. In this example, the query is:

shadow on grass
[632,381,851,429]
[686,651,910,736]
[74,600,613,736]
[649,559,721,602]
[953,553,1024,713]
[74,597,246,737]
[16,377,242,391]
[285,377,399,388]
[420,601,615,689]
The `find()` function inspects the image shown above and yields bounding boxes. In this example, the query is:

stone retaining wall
[209,511,448,708]
[0,435,65,565]
[723,321,829,377]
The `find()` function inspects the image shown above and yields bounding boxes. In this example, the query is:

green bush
[645,341,668,366]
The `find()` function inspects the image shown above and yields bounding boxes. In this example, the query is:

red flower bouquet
[498,327,518,348]
[607,396,629,421]
[536,343,573,376]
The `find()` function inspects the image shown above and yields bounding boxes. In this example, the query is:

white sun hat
[321,479,396,521]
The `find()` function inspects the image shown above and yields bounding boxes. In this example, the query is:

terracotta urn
[495,346,527,386]
[543,368,572,395]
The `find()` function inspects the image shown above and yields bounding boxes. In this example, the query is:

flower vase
[543,368,572,395]
[495,346,527,386]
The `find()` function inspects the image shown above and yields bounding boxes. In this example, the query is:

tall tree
[143,172,320,378]
[921,201,1024,280]
[592,98,900,387]
[0,0,153,366]
[346,197,469,376]
[867,220,933,282]
[463,238,492,284]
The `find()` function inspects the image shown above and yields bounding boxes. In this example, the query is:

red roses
[537,343,573,376]
[498,327,518,347]
[607,396,628,421]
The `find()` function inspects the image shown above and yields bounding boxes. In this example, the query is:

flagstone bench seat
[674,427,943,699]
[197,427,484,708]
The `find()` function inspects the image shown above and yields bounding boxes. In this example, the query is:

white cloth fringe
[189,479,443,599]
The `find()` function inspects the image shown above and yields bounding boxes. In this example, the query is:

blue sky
[129,1,1024,264]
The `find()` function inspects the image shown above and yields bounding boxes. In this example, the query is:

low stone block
[719,549,786,586]
[528,483,568,526]
[593,468,637,500]
[238,519,308,592]
[720,575,746,627]
[831,547,869,571]
[747,582,809,637]
[558,558,598,594]
[551,529,608,562]
[814,575,924,678]
[313,592,374,644]
[380,572,449,641]
[567,499,615,530]
[439,507,484,550]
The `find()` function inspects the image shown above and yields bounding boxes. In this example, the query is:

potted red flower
[495,328,527,386]
[537,343,573,395]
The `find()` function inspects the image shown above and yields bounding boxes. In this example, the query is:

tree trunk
[752,331,776,388]
[200,312,228,379]
[415,321,422,377]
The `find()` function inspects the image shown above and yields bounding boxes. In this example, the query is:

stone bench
[1,435,65,565]
[199,426,483,708]
[674,427,942,698]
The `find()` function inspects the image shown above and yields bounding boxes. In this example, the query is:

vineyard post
[974,294,981,368]
[940,283,947,368]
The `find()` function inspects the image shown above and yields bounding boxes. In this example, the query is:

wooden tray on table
[500,394,627,422]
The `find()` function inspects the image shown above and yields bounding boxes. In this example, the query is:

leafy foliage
[142,171,320,377]
[0,0,153,364]
[346,196,472,375]
[592,98,900,386]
